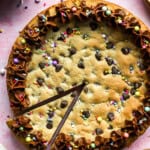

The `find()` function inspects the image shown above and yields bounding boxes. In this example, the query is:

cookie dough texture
[25,22,146,141]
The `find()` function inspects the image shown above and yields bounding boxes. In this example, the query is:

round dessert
[6,0,150,150]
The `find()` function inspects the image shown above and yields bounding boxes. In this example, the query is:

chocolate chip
[106,42,114,49]
[78,60,85,69]
[95,128,103,135]
[107,112,115,121]
[121,47,131,55]
[39,62,45,69]
[60,100,68,108]
[84,87,88,93]
[82,110,90,118]
[89,22,98,30]
[130,88,136,95]
[122,92,130,100]
[95,51,101,61]
[68,47,77,56]
[103,70,109,75]
[48,111,54,118]
[82,34,89,40]
[37,77,44,86]
[105,57,114,66]
[133,82,142,89]
[55,64,62,72]
[108,124,113,129]
[52,26,59,32]
[111,66,119,74]
[66,27,73,35]
[56,87,64,94]
[57,34,65,41]
[46,120,53,129]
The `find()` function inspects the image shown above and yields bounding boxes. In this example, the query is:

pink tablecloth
[0,0,149,149]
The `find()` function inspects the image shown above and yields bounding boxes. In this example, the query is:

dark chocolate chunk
[52,26,59,32]
[130,88,136,95]
[107,112,115,121]
[108,124,113,129]
[48,111,54,118]
[66,27,73,35]
[78,60,85,69]
[122,92,130,100]
[60,100,68,108]
[121,47,131,55]
[105,57,114,66]
[95,51,101,61]
[82,34,89,40]
[39,62,45,69]
[55,64,63,72]
[95,128,103,135]
[57,34,65,41]
[133,82,142,89]
[82,110,90,118]
[89,22,98,30]
[46,120,53,129]
[37,77,44,86]
[103,70,109,75]
[56,87,64,94]
[111,66,119,74]
[106,42,114,49]
[68,47,77,56]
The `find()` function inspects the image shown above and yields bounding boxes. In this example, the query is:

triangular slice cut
[17,83,85,116]
[7,83,85,150]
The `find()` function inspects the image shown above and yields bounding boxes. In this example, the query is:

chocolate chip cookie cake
[6,0,150,149]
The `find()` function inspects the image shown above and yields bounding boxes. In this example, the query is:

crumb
[43,2,46,7]
[0,68,5,76]
[35,0,41,3]
[0,29,3,33]
[24,6,28,9]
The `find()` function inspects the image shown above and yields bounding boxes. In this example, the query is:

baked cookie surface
[6,0,150,149]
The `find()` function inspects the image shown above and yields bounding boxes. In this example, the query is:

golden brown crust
[6,0,150,149]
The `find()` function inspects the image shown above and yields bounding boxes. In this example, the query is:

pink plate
[0,0,149,149]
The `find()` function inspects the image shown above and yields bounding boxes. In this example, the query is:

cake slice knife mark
[17,82,85,116]
[46,83,85,150]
